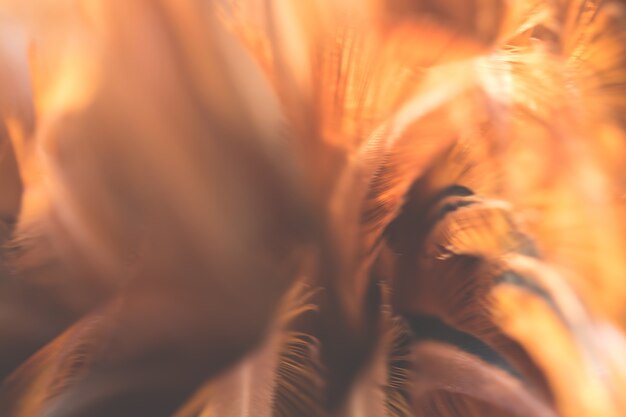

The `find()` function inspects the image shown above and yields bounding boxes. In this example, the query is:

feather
[0,2,319,417]
[272,333,326,417]
[409,341,558,417]
[0,311,110,417]
[170,283,322,417]
[383,318,413,417]
[2,0,626,416]
[388,184,626,416]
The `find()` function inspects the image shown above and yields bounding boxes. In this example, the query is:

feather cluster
[0,0,625,416]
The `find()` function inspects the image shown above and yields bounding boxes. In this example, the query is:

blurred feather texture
[0,0,625,416]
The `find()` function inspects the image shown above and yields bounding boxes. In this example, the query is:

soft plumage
[0,0,625,416]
